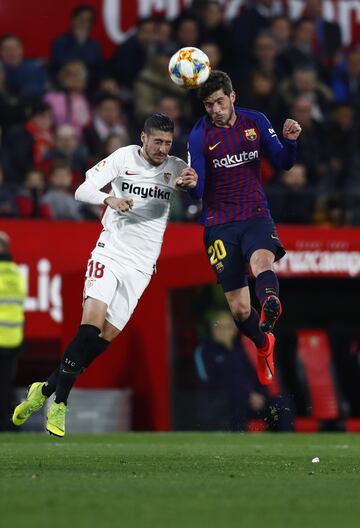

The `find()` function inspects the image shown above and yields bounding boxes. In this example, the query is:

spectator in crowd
[230,0,281,61]
[314,195,347,226]
[290,95,329,183]
[155,19,173,45]
[0,61,28,137]
[270,15,292,53]
[111,18,157,89]
[50,4,104,87]
[42,161,83,220]
[194,309,293,431]
[44,61,91,137]
[134,43,190,125]
[0,165,18,217]
[331,47,360,113]
[267,164,315,224]
[83,94,128,162]
[16,168,51,218]
[240,70,286,132]
[102,132,130,158]
[326,103,359,190]
[0,231,26,431]
[0,34,48,103]
[173,14,202,49]
[195,1,232,70]
[3,102,53,182]
[280,66,333,122]
[302,0,342,70]
[280,18,319,76]
[233,31,285,93]
[43,124,88,184]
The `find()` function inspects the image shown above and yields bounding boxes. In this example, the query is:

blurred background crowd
[0,0,359,225]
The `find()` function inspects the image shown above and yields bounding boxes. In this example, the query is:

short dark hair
[30,101,52,118]
[143,113,174,135]
[197,70,233,101]
[72,5,96,20]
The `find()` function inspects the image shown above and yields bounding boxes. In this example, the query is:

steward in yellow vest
[0,232,26,430]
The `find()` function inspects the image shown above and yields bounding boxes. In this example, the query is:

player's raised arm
[186,125,206,199]
[75,152,122,205]
[258,112,301,170]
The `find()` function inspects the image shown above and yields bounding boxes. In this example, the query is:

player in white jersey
[12,114,198,437]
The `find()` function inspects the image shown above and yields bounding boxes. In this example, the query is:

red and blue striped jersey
[188,107,297,226]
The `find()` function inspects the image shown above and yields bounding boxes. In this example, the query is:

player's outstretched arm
[175,167,198,189]
[104,196,134,213]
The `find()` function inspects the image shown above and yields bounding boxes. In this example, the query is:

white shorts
[83,253,152,331]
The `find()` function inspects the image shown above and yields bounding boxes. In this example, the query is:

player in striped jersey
[188,71,302,385]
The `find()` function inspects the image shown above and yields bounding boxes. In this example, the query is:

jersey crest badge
[163,172,171,184]
[245,128,257,141]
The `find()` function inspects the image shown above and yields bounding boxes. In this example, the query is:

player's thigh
[82,256,118,330]
[240,218,286,264]
[204,224,248,292]
[105,267,152,332]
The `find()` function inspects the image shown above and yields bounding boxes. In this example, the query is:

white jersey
[75,145,187,274]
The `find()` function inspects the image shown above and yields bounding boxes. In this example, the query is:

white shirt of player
[75,145,187,274]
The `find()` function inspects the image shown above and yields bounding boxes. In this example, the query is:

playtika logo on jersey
[212,150,259,169]
[121,182,171,200]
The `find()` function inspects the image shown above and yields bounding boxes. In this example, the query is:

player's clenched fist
[175,167,198,189]
[104,196,134,213]
[282,119,302,141]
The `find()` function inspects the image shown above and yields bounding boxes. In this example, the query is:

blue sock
[255,270,279,306]
[234,307,266,348]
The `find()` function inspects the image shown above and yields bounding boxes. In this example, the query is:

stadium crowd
[0,0,359,225]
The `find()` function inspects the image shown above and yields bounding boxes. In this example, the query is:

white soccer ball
[168,47,211,89]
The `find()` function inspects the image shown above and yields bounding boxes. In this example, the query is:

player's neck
[140,147,165,167]
[213,110,237,129]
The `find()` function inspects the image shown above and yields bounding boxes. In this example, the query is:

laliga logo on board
[19,259,62,323]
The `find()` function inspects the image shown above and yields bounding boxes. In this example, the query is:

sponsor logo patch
[95,160,106,171]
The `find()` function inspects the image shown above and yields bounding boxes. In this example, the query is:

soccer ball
[168,47,211,89]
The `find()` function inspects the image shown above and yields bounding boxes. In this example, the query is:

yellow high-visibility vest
[0,261,26,348]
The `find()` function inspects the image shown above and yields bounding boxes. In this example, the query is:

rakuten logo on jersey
[121,182,171,200]
[213,150,259,169]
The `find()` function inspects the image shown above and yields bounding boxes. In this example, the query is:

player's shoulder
[236,106,270,126]
[111,144,139,159]
[167,154,187,173]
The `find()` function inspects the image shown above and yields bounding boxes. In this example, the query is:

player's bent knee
[100,321,121,342]
[228,301,251,322]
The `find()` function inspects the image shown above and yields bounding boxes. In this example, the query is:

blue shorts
[203,218,286,292]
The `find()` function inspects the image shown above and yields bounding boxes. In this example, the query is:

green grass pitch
[1,433,360,528]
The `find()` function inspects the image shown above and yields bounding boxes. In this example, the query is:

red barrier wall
[1,220,360,429]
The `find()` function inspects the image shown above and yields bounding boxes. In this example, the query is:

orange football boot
[256,333,275,385]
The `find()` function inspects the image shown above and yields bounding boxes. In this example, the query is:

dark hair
[143,113,174,135]
[49,159,72,175]
[30,101,52,118]
[94,93,120,108]
[0,33,23,46]
[197,70,233,100]
[72,5,96,20]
